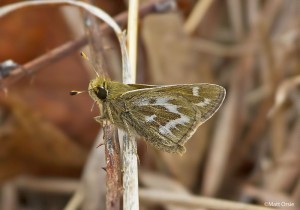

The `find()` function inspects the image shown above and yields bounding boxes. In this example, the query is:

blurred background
[0,0,299,209]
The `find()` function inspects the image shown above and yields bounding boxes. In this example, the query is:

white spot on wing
[145,114,156,122]
[196,98,211,107]
[153,98,190,137]
[193,87,199,96]
[159,115,190,137]
[154,97,169,105]
[135,98,150,106]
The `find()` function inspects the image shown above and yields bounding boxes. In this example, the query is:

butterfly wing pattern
[118,84,226,154]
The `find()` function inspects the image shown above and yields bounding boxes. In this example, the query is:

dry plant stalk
[122,0,139,209]
[183,0,215,34]
[82,5,122,208]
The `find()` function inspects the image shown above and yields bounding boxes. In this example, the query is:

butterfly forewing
[118,84,225,153]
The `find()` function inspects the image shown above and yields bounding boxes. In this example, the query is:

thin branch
[183,0,215,35]
[0,37,86,90]
[104,125,121,210]
[0,0,174,89]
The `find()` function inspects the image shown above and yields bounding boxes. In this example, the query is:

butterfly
[75,76,226,155]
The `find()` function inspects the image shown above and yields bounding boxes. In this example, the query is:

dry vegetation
[0,0,299,210]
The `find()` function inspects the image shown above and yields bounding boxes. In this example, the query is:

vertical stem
[82,5,122,209]
[183,0,215,35]
[104,125,121,210]
[122,132,139,210]
[122,0,139,209]
[127,0,139,81]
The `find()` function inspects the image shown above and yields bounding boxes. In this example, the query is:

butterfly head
[88,77,108,102]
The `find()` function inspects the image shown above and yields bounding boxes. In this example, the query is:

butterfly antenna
[70,90,86,96]
[80,52,99,77]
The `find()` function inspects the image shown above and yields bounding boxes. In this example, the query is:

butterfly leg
[94,104,107,124]
[105,104,115,124]
[95,104,115,124]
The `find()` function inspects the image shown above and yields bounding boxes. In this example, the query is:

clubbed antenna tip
[70,90,85,96]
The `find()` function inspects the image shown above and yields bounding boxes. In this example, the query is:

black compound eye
[95,86,107,100]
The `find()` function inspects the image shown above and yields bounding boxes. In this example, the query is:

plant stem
[121,0,140,209]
